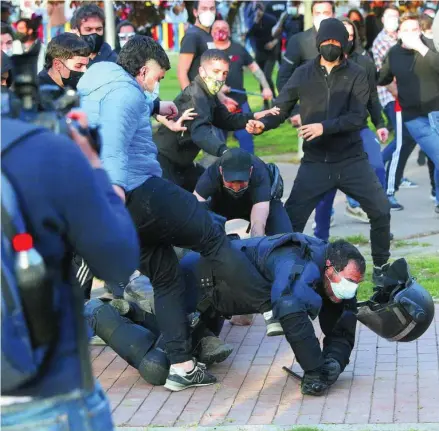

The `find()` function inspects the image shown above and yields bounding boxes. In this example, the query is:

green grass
[357,255,439,301]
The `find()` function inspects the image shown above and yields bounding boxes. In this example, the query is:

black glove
[321,357,341,386]
[301,369,328,396]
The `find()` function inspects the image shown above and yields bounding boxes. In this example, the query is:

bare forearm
[253,67,270,90]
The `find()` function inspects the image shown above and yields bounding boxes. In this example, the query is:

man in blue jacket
[179,233,365,396]
[78,35,273,392]
[1,113,139,430]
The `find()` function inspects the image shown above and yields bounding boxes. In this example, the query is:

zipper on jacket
[324,72,331,163]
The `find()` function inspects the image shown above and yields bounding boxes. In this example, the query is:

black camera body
[2,45,101,154]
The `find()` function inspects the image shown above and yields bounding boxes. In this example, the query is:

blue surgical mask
[145,81,160,100]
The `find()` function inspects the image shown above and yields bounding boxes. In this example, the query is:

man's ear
[72,28,80,36]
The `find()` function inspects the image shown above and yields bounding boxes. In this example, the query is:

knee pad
[138,346,170,386]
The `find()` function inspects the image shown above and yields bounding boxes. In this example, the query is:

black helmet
[356,258,435,342]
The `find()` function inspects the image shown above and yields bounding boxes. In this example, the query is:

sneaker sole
[399,184,418,189]
[344,210,369,223]
[266,322,284,337]
[199,344,234,365]
[164,379,216,392]
[390,206,404,211]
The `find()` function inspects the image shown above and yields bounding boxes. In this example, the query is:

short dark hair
[117,35,170,77]
[45,33,90,69]
[193,1,217,10]
[327,239,366,274]
[116,20,136,33]
[1,22,14,38]
[70,4,105,30]
[312,1,335,14]
[200,49,230,66]
[384,5,400,14]
[419,13,433,31]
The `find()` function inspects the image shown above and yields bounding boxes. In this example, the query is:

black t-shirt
[180,25,215,83]
[223,42,254,106]
[195,154,272,220]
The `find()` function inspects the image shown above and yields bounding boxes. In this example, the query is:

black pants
[285,156,391,267]
[125,177,271,364]
[255,50,277,109]
[158,153,205,192]
[428,157,436,193]
[211,199,293,235]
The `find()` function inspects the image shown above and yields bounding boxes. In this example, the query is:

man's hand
[376,127,389,143]
[254,106,280,120]
[290,114,302,127]
[246,119,265,135]
[321,358,341,386]
[401,33,429,56]
[218,91,239,109]
[386,80,398,99]
[159,101,178,119]
[262,88,273,101]
[112,185,126,203]
[222,84,231,93]
[264,39,278,50]
[157,108,198,133]
[66,111,101,169]
[298,123,323,141]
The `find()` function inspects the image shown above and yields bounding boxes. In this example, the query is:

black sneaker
[372,263,390,288]
[164,360,217,392]
[388,194,404,211]
[263,310,284,337]
[301,371,328,396]
[198,336,234,365]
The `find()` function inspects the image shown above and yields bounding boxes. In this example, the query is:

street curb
[117,424,439,431]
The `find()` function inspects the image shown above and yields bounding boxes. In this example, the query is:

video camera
[2,41,100,153]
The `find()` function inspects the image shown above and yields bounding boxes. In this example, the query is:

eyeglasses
[118,32,135,40]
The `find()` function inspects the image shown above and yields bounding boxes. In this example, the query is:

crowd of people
[1,1,438,430]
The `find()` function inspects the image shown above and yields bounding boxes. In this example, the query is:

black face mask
[320,44,342,62]
[81,33,104,54]
[345,40,354,54]
[61,69,84,89]
[224,185,249,199]
[16,32,30,43]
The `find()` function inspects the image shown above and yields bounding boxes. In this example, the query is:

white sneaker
[344,205,368,223]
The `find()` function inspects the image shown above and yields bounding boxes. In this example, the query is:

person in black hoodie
[313,18,389,239]
[38,33,90,90]
[378,12,439,215]
[71,4,117,67]
[246,18,391,286]
[155,49,278,192]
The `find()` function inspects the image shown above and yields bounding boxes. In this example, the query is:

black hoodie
[342,18,385,130]
[88,42,117,67]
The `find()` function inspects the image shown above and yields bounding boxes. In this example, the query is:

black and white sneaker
[164,360,217,392]
[263,310,284,337]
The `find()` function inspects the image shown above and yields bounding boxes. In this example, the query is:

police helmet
[356,258,435,342]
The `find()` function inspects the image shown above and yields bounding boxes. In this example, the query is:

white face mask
[3,47,13,56]
[383,17,399,33]
[313,16,329,31]
[119,40,127,48]
[329,277,358,300]
[198,11,216,28]
[287,6,297,15]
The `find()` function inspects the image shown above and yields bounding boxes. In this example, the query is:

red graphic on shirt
[230,55,240,62]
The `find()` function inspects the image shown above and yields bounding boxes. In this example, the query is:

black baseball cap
[220,148,252,182]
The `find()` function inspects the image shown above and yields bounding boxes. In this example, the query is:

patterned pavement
[92,304,439,428]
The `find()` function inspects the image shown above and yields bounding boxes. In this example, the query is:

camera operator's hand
[66,111,101,170]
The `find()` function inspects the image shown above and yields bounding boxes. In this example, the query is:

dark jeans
[125,177,271,364]
[255,49,277,109]
[158,153,205,192]
[285,156,391,267]
[212,199,293,235]
[382,101,417,195]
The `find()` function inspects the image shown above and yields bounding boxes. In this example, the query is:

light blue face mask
[145,82,160,101]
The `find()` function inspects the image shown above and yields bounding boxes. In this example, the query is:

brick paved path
[93,304,439,428]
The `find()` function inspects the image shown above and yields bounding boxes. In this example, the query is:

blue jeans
[1,383,114,431]
[223,101,255,154]
[314,127,386,240]
[405,116,439,205]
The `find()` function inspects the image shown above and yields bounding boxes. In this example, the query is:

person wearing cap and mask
[114,20,136,54]
[179,234,366,396]
[247,18,392,287]
[378,12,439,216]
[38,33,90,90]
[71,4,117,67]
[155,49,279,192]
[313,18,388,239]
[211,20,273,154]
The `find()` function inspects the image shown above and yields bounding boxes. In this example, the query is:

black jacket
[154,76,254,167]
[378,38,439,120]
[88,42,118,67]
[37,68,62,89]
[261,57,370,163]
[277,27,318,92]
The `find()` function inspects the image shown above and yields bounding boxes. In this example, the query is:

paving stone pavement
[93,305,439,428]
